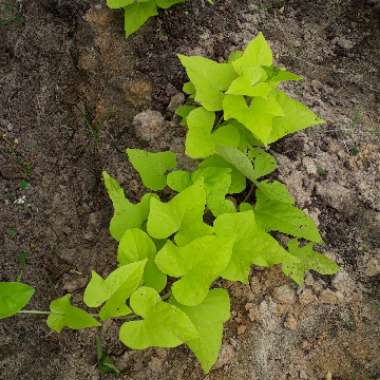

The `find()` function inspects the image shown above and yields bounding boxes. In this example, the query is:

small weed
[0,2,24,27]
[16,250,30,282]
[350,146,360,156]
[19,180,30,190]
[96,336,120,376]
[6,228,17,238]
[316,164,327,177]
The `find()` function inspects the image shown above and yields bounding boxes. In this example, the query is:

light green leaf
[198,155,246,194]
[255,180,322,242]
[175,104,196,126]
[185,107,240,159]
[212,123,240,148]
[182,81,195,96]
[103,171,153,241]
[156,0,185,9]
[215,145,256,182]
[0,282,35,319]
[185,107,216,158]
[249,147,277,179]
[119,287,198,349]
[47,294,100,333]
[269,91,324,144]
[173,289,230,373]
[98,260,147,320]
[192,167,235,216]
[124,1,158,37]
[117,229,166,291]
[239,202,253,211]
[106,0,135,9]
[127,149,176,191]
[147,180,212,245]
[84,260,147,313]
[155,235,234,305]
[282,240,339,286]
[232,32,273,75]
[178,55,237,111]
[223,93,284,145]
[227,65,270,97]
[214,211,297,283]
[265,65,303,86]
[167,170,191,192]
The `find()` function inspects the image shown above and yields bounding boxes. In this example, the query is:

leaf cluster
[107,0,186,37]
[0,34,339,374]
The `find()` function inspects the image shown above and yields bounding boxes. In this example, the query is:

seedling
[19,180,30,190]
[106,0,213,37]
[0,34,339,374]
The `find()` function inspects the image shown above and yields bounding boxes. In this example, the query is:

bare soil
[0,1,379,379]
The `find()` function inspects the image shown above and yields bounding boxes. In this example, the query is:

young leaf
[226,65,270,97]
[167,170,191,192]
[214,211,297,283]
[192,166,235,216]
[223,93,284,145]
[47,294,100,333]
[249,147,277,179]
[127,149,176,191]
[178,55,237,111]
[215,145,256,183]
[268,91,324,144]
[124,1,158,37]
[185,107,240,159]
[118,229,166,292]
[255,180,322,243]
[119,287,198,349]
[198,154,246,194]
[185,107,216,158]
[83,260,147,321]
[155,235,234,306]
[0,282,35,319]
[147,180,212,245]
[282,240,339,286]
[103,171,152,241]
[232,32,273,75]
[173,289,230,373]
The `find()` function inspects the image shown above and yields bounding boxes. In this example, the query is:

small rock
[284,314,298,331]
[336,38,355,50]
[133,110,166,144]
[316,182,355,214]
[302,156,317,175]
[299,288,317,305]
[214,344,235,369]
[245,303,257,322]
[62,277,87,292]
[365,256,380,277]
[272,285,297,304]
[237,324,247,335]
[148,357,163,373]
[167,92,185,112]
[300,369,308,379]
[320,289,343,304]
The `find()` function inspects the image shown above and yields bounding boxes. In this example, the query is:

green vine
[0,34,339,374]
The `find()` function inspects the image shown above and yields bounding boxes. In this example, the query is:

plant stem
[18,310,51,315]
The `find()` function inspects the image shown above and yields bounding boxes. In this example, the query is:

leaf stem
[18,309,51,315]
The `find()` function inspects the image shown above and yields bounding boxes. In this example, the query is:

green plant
[0,34,339,374]
[0,2,24,27]
[107,0,212,37]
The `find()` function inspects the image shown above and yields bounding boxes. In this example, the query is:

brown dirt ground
[0,0,379,379]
